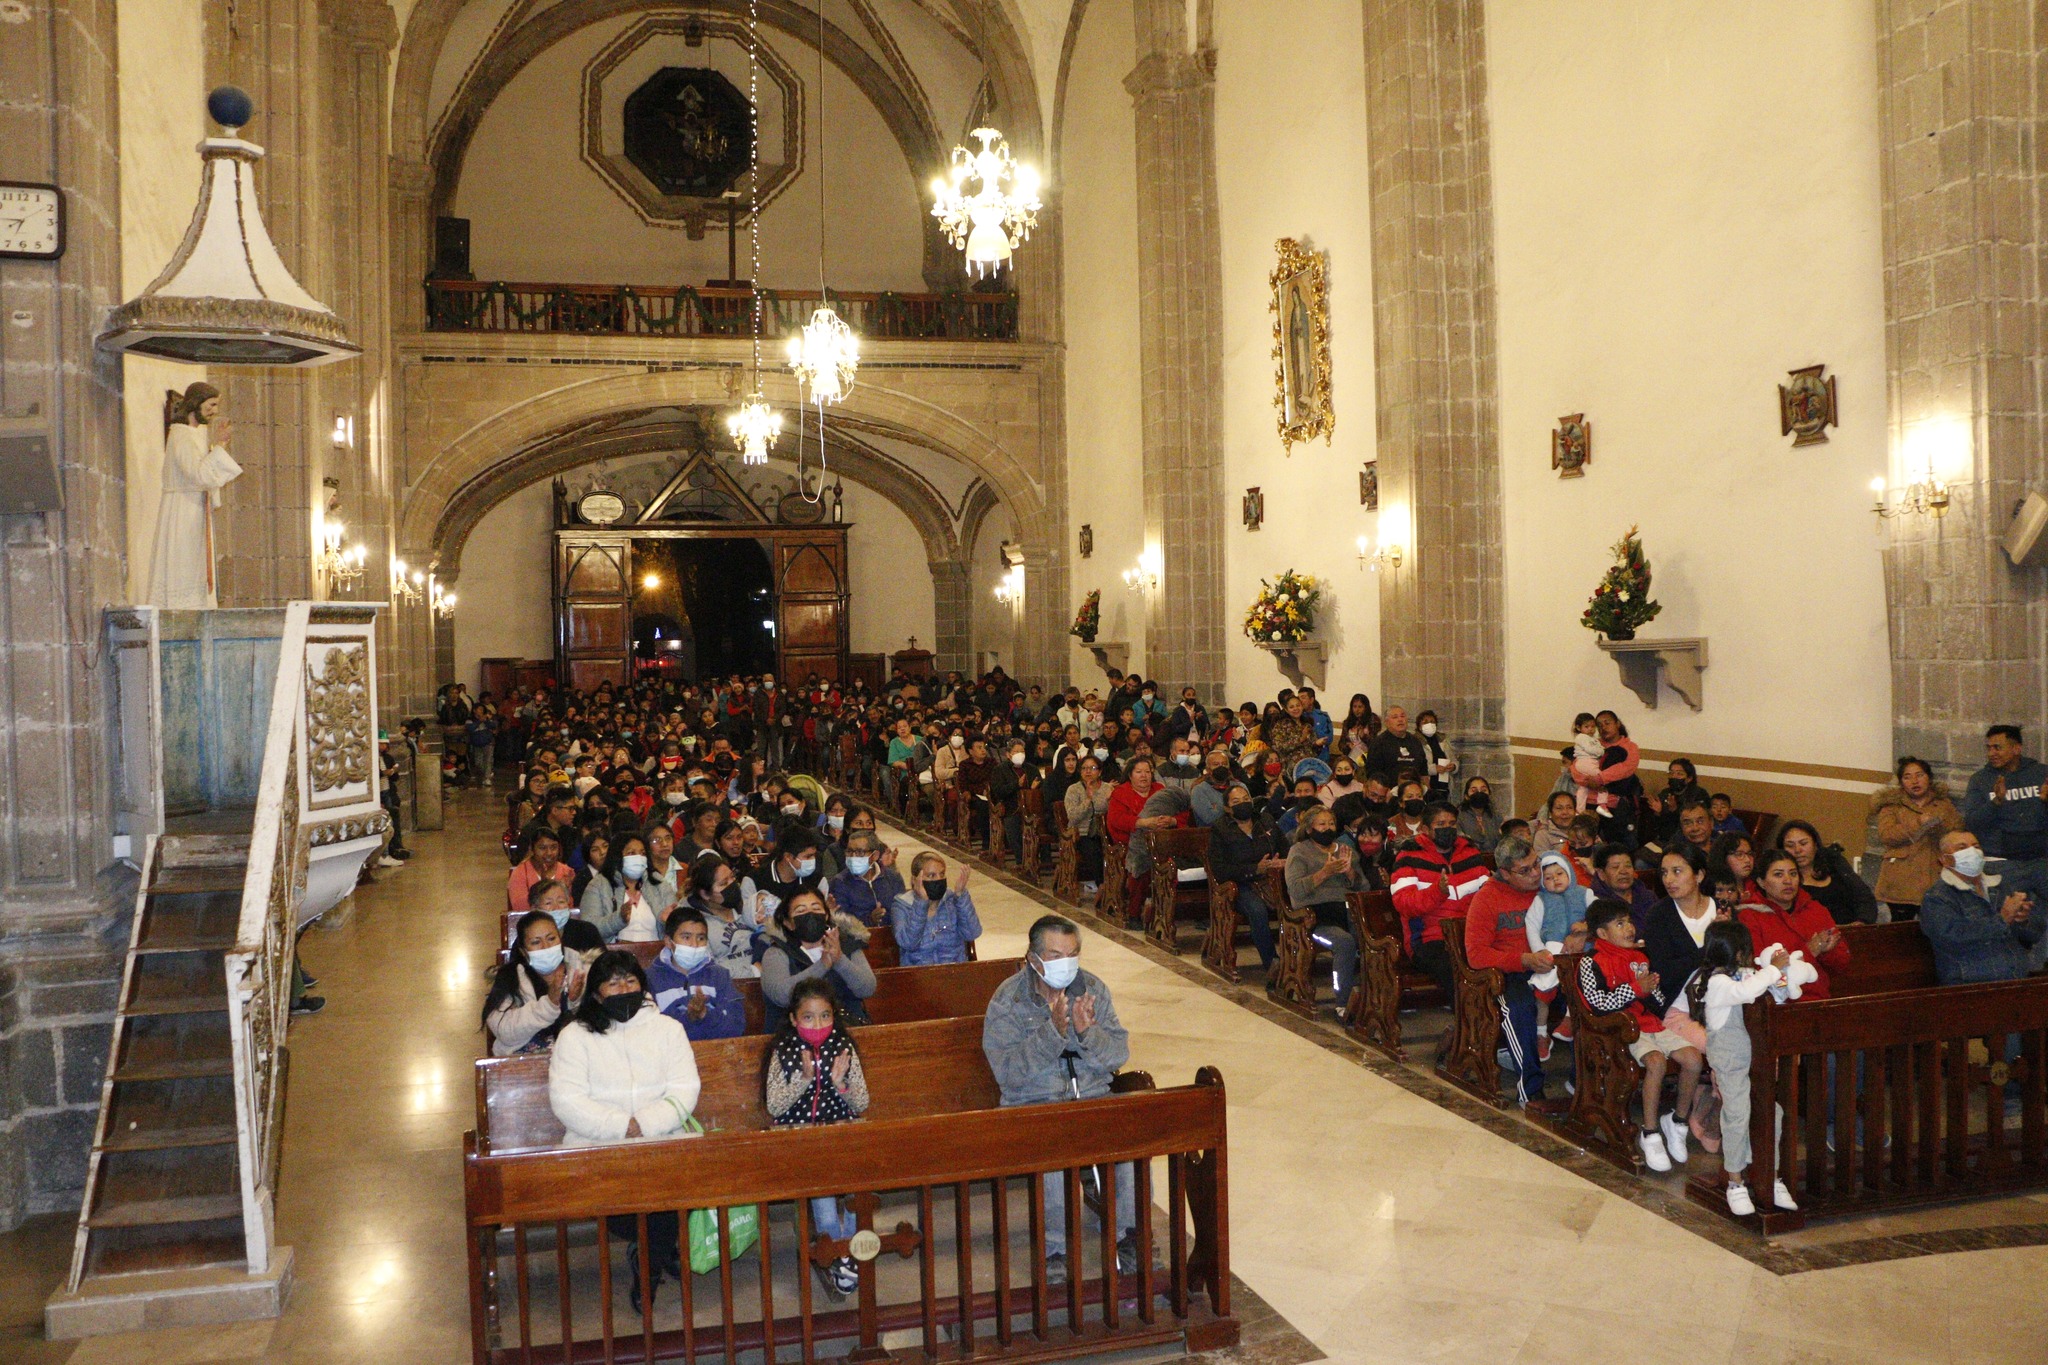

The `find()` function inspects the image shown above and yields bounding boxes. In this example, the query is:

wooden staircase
[66,828,256,1296]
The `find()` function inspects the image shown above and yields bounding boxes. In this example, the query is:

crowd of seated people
[452,663,2048,1221]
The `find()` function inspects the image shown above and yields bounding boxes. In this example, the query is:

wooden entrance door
[556,536,631,689]
[775,535,847,684]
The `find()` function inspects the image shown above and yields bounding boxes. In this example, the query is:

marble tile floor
[1,789,2044,1364]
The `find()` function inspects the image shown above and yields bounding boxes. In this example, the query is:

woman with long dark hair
[483,908,582,1056]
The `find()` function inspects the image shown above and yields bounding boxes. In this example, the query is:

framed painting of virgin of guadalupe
[1270,237,1334,452]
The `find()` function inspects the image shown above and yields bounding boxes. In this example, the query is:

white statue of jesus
[147,382,243,609]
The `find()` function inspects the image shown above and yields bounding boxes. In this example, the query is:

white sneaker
[1772,1179,1799,1211]
[1638,1130,1672,1172]
[1725,1182,1756,1217]
[377,856,404,868]
[1658,1112,1689,1164]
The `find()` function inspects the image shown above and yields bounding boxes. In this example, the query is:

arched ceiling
[429,403,1003,577]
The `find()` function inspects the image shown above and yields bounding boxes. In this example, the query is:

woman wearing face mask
[647,906,746,1041]
[889,853,982,965]
[1063,755,1113,899]
[483,910,586,1056]
[1413,709,1458,802]
[827,831,905,926]
[547,951,701,1312]
[1208,784,1289,972]
[1387,780,1430,849]
[760,888,876,1028]
[1282,806,1367,1016]
[931,730,966,795]
[581,835,663,942]
[1317,759,1365,808]
[690,855,763,978]
[1456,776,1501,850]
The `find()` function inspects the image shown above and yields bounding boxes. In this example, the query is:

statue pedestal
[1597,637,1708,710]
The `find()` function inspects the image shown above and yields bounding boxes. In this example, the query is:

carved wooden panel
[564,543,625,595]
[565,602,626,652]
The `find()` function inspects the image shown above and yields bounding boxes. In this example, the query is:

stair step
[82,1218,247,1279]
[86,1194,245,1229]
[125,949,228,1016]
[113,1014,233,1081]
[135,892,242,954]
[145,866,248,896]
[99,1123,239,1153]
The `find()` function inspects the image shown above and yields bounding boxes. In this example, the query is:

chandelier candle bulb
[931,128,1041,278]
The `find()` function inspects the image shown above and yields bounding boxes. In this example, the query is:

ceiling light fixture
[786,0,857,502]
[931,128,1041,279]
[729,0,780,466]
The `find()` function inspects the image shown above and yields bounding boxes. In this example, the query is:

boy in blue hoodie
[648,906,747,1040]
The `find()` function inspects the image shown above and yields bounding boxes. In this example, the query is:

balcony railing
[423,280,1019,341]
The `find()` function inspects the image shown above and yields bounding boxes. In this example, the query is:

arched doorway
[633,538,776,681]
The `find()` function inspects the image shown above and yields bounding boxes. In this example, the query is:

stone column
[1361,0,1510,787]
[1124,0,1225,695]
[207,0,323,607]
[1012,543,1062,691]
[0,0,132,1227]
[928,558,972,675]
[1876,0,2048,776]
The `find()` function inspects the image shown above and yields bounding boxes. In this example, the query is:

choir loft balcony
[422,280,1019,343]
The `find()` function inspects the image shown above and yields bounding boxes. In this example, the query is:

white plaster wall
[454,479,557,689]
[831,473,936,658]
[1212,0,1380,711]
[1487,0,1892,770]
[117,0,208,602]
[1057,0,1145,687]
[453,20,929,290]
[969,502,1019,671]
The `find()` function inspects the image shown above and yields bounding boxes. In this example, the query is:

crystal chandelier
[728,398,782,464]
[728,0,782,465]
[788,0,857,415]
[931,128,1041,278]
[787,308,859,405]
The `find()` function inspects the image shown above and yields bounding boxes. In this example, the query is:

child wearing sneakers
[1577,898,1704,1172]
[1686,921,1802,1216]
[1569,713,1620,817]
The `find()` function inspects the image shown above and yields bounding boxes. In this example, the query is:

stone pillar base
[44,1246,294,1339]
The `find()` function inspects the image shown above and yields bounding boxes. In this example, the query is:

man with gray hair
[1458,834,1576,1114]
[981,914,1138,1281]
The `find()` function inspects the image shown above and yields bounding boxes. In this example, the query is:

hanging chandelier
[728,0,782,465]
[98,87,359,366]
[788,0,857,413]
[931,128,1041,278]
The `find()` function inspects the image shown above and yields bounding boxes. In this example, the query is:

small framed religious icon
[1778,364,1838,447]
[1243,487,1265,530]
[1078,523,1093,558]
[1551,413,1591,478]
[1358,461,1379,511]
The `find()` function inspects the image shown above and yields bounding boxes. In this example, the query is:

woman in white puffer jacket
[548,951,702,1148]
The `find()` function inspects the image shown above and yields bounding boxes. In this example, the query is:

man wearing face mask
[757,827,827,918]
[647,907,746,1040]
[827,831,905,926]
[891,853,982,965]
[981,916,1138,1281]
[1390,803,1491,1000]
[1918,831,2046,983]
[1284,806,1369,1016]
[1209,784,1288,971]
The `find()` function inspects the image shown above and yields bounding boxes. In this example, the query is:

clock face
[0,183,63,260]
[578,492,626,525]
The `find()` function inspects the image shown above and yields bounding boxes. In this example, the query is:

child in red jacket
[1577,898,1704,1173]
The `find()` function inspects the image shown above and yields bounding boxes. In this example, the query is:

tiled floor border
[860,803,2048,1277]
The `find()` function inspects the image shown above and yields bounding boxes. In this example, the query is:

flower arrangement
[1581,524,1662,640]
[1243,570,1320,644]
[1070,589,1101,643]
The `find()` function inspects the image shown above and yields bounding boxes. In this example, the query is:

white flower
[1277,593,1290,603]
[1270,630,1282,641]
[1618,590,1631,603]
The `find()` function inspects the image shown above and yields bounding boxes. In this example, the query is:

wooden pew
[1343,890,1447,1061]
[1832,921,1938,996]
[1017,786,1045,885]
[1548,949,1647,1168]
[1432,918,1509,1108]
[1099,837,1129,921]
[583,949,1016,1035]
[1687,973,2048,1232]
[1264,871,1330,1017]
[465,1026,1238,1365]
[1145,828,1213,954]
[1198,862,1253,986]
[1051,801,1080,903]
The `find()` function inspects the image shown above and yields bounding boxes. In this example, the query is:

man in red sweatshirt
[1389,804,1491,998]
[1462,835,1572,1114]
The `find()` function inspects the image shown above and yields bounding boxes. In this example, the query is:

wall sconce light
[331,414,354,450]
[1356,534,1402,572]
[391,558,423,605]
[315,514,366,586]
[993,562,1025,606]
[1121,546,1161,593]
[642,571,661,591]
[1871,474,1950,521]
[429,575,457,619]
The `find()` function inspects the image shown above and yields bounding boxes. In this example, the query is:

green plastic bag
[686,1203,761,1274]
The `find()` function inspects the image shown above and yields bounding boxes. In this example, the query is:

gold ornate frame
[1270,237,1334,451]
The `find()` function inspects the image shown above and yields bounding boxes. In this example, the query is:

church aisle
[12,792,2047,1365]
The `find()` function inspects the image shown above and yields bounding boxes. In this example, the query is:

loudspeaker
[431,216,472,281]
[0,433,62,513]
[2004,490,2048,568]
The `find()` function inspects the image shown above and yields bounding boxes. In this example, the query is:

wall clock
[0,182,65,260]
